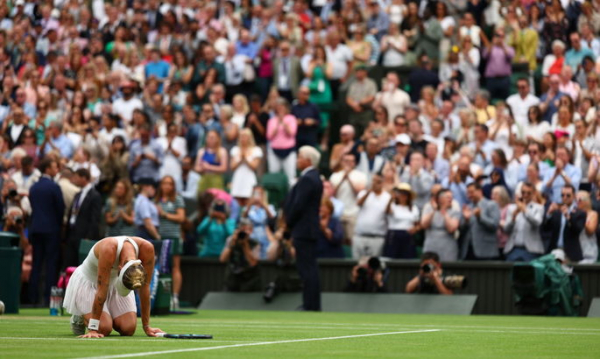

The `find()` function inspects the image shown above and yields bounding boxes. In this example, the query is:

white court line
[0,337,251,343]
[78,329,441,359]
[7,317,600,333]
[4,318,600,333]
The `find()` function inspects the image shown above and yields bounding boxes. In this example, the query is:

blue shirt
[134,194,159,227]
[539,91,566,123]
[442,176,474,207]
[128,139,164,182]
[42,134,74,159]
[145,60,170,93]
[542,164,582,204]
[367,11,390,41]
[565,48,595,70]
[469,140,499,168]
[557,203,577,248]
[236,41,259,59]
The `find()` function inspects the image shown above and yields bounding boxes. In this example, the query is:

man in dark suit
[28,158,65,305]
[284,146,323,311]
[64,168,102,268]
[545,185,586,262]
[6,106,29,149]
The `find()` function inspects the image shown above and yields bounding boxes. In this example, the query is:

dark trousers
[330,79,341,102]
[29,232,61,305]
[293,238,321,311]
[383,230,417,259]
[63,235,82,269]
[485,76,511,102]
[279,89,294,103]
[465,243,499,261]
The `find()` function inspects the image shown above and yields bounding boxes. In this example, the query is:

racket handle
[156,333,167,338]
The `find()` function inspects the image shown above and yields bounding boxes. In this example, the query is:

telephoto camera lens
[421,263,434,274]
[441,275,468,289]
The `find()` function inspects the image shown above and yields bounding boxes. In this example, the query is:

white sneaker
[171,296,179,311]
[70,315,85,336]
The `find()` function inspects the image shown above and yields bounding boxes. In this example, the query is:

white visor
[116,259,143,297]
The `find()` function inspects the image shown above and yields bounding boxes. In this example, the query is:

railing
[180,257,600,316]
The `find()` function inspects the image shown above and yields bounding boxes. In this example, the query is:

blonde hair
[577,190,591,210]
[122,264,146,290]
[492,186,511,208]
[238,128,256,148]
[233,94,249,115]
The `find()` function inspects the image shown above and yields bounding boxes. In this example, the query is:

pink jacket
[266,114,297,150]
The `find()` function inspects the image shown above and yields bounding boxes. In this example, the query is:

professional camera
[440,275,467,289]
[421,263,435,274]
[7,189,18,198]
[263,230,300,303]
[421,265,467,289]
[237,231,247,241]
[345,257,387,293]
[212,201,227,214]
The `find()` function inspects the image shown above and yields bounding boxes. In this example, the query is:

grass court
[1,309,599,358]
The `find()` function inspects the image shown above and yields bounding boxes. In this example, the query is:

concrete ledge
[588,298,600,317]
[199,292,478,315]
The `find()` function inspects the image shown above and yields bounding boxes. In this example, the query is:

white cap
[551,249,566,263]
[15,0,25,6]
[115,259,142,297]
[395,133,411,146]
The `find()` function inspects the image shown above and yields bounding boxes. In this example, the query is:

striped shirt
[157,195,185,240]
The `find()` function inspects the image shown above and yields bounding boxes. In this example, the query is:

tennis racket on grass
[156,333,213,339]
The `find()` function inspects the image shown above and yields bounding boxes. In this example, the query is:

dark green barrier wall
[180,258,600,316]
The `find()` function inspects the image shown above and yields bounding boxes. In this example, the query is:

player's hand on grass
[144,326,165,337]
[79,330,104,339]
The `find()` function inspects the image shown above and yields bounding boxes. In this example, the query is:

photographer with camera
[4,206,27,248]
[345,256,387,293]
[264,219,301,303]
[405,252,456,295]
[0,178,31,222]
[219,218,261,292]
[197,199,236,258]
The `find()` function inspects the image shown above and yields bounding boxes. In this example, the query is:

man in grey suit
[272,41,303,102]
[503,182,545,262]
[461,182,501,260]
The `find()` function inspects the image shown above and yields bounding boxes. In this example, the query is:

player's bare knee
[117,325,136,336]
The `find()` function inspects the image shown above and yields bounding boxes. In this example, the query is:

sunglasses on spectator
[561,193,572,198]
[528,150,538,154]
[521,191,532,195]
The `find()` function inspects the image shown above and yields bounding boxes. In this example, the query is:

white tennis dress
[63,236,139,317]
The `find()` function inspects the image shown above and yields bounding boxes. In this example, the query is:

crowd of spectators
[1,0,600,305]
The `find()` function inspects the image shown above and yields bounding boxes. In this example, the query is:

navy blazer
[66,188,102,242]
[545,208,586,262]
[284,168,323,241]
[29,176,65,235]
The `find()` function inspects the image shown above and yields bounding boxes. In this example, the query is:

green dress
[157,195,186,255]
[308,65,332,132]
[104,200,136,237]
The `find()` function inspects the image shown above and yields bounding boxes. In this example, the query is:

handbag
[243,63,256,82]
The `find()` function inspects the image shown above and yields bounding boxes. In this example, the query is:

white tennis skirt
[63,267,136,318]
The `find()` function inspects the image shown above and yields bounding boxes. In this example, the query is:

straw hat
[393,182,415,199]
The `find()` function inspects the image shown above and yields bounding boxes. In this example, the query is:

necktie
[73,192,82,213]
